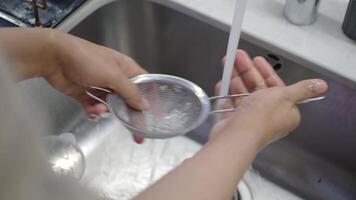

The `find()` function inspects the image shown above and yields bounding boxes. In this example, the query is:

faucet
[284,0,321,25]
[26,0,48,26]
[0,0,86,27]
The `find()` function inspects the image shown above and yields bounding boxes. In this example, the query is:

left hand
[212,49,285,140]
[44,30,148,116]
[1,28,147,143]
[46,30,147,144]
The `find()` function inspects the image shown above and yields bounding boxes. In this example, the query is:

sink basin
[19,0,355,199]
[68,1,356,199]
[73,116,254,200]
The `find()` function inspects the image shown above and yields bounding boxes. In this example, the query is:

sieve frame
[87,74,212,139]
[109,74,211,138]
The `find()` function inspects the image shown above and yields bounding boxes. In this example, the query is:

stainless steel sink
[72,116,254,200]
[20,0,356,199]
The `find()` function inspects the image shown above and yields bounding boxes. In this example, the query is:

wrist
[38,28,63,78]
[211,118,267,152]
[201,122,261,176]
[0,28,63,80]
[224,127,262,152]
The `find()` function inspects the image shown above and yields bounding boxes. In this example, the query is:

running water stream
[219,0,248,96]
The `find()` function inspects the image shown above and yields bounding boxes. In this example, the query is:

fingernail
[87,114,100,121]
[311,80,327,94]
[133,135,145,144]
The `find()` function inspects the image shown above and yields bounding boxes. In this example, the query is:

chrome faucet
[26,0,48,26]
[284,0,321,25]
[0,0,86,27]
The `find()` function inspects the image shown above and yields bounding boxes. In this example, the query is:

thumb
[285,79,328,103]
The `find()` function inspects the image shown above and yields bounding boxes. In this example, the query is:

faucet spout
[26,0,48,26]
[284,0,321,25]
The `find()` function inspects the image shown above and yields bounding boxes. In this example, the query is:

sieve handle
[209,93,325,114]
[85,86,112,107]
[209,93,250,101]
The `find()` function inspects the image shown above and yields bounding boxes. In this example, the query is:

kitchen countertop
[150,0,356,84]
[59,0,356,84]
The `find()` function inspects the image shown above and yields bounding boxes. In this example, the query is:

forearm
[0,28,58,80]
[134,126,260,200]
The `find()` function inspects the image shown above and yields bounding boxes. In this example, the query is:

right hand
[211,50,328,149]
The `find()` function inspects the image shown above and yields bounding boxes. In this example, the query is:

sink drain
[264,53,284,72]
[233,179,253,200]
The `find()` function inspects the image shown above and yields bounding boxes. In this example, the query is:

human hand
[42,30,146,115]
[0,28,146,143]
[212,50,328,148]
[46,30,147,143]
[214,50,285,119]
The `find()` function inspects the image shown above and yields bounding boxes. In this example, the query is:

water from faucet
[220,0,248,96]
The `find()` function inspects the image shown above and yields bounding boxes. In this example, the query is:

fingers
[108,70,148,110]
[215,79,248,96]
[133,134,144,144]
[107,52,148,110]
[253,56,285,87]
[215,81,222,95]
[221,52,247,94]
[229,76,249,94]
[222,50,268,94]
[285,79,328,103]
[115,53,147,77]
[83,102,107,117]
[234,50,267,92]
[222,50,285,94]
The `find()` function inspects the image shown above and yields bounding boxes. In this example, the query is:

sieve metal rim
[106,74,211,139]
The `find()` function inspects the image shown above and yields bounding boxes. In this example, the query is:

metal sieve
[86,74,325,139]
